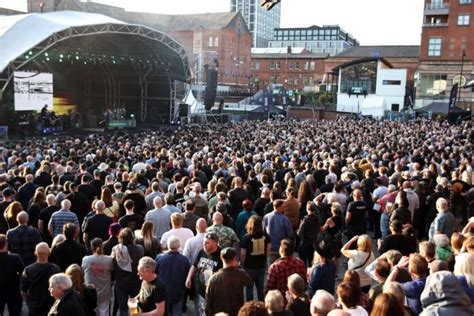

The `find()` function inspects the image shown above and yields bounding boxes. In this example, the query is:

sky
[0,0,424,45]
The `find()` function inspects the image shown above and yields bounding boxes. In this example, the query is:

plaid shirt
[265,256,307,295]
[6,225,42,266]
[48,209,79,237]
[45,184,64,196]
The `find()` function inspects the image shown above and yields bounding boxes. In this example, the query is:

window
[460,0,471,4]
[458,14,470,25]
[419,74,447,98]
[383,80,402,85]
[275,61,281,69]
[255,61,260,70]
[251,61,255,69]
[428,38,442,56]
[270,61,275,70]
[304,61,310,70]
[208,37,213,47]
[310,61,315,70]
[214,37,219,47]
[288,61,295,70]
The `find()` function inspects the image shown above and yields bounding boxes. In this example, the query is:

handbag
[352,252,372,270]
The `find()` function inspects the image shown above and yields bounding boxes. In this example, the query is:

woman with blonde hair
[135,221,160,258]
[342,234,375,293]
[4,201,23,229]
[454,253,474,303]
[65,264,97,316]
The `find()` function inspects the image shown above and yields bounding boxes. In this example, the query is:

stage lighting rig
[260,0,281,11]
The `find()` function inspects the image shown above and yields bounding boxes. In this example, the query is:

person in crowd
[336,282,368,316]
[4,201,24,229]
[48,199,80,238]
[135,256,166,316]
[111,227,144,316]
[82,238,114,316]
[378,220,412,256]
[0,234,24,316]
[264,290,293,316]
[49,223,87,271]
[38,194,60,245]
[6,211,42,266]
[0,188,15,234]
[145,196,170,240]
[420,271,473,316]
[185,232,222,315]
[145,182,165,211]
[236,199,257,240]
[285,273,311,316]
[118,199,144,232]
[21,242,61,316]
[122,182,147,216]
[182,199,200,234]
[65,264,97,316]
[101,187,120,221]
[370,293,405,316]
[82,199,113,248]
[135,221,161,258]
[265,239,306,297]
[238,300,268,316]
[48,273,85,316]
[346,190,368,240]
[297,201,321,267]
[27,190,47,228]
[308,238,337,295]
[16,174,38,210]
[263,199,294,264]
[453,253,474,303]
[206,247,251,316]
[156,236,190,316]
[161,212,194,252]
[206,211,239,249]
[342,235,375,293]
[240,214,271,301]
[428,197,455,240]
[103,222,121,256]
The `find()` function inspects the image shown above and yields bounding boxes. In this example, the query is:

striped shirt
[48,209,79,237]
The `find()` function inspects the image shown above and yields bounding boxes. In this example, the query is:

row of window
[266,75,316,86]
[431,0,471,4]
[276,28,339,36]
[428,35,467,56]
[250,60,316,70]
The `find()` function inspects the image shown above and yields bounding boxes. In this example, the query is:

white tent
[182,84,206,116]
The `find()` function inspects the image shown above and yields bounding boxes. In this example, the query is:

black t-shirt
[118,214,144,231]
[83,213,113,244]
[0,252,24,292]
[194,248,222,297]
[0,200,11,234]
[379,234,412,256]
[38,205,60,244]
[138,277,166,314]
[347,200,367,234]
[240,233,271,269]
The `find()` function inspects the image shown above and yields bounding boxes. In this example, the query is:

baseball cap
[2,188,13,197]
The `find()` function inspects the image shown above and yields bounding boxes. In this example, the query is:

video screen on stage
[13,71,53,111]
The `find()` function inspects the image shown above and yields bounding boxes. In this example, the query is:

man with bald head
[38,194,60,245]
[48,199,80,238]
[206,212,239,249]
[311,290,335,316]
[228,176,248,220]
[21,242,61,316]
[6,211,42,266]
[145,196,171,240]
[428,197,455,241]
[346,189,368,240]
[82,199,113,248]
[253,187,271,218]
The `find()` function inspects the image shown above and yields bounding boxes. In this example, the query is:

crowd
[0,117,473,316]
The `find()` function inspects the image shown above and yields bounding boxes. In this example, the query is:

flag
[448,83,458,112]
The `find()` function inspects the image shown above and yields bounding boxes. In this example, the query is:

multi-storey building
[230,0,281,47]
[417,0,474,109]
[268,25,359,56]
[250,48,326,91]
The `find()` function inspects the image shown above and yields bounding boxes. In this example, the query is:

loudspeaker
[179,103,189,117]
[391,104,400,112]
[204,68,218,111]
[218,98,224,113]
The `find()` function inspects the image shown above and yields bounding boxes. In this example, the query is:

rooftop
[335,45,420,58]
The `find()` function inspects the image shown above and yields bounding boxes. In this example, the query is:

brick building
[250,48,327,91]
[324,46,419,95]
[417,0,474,109]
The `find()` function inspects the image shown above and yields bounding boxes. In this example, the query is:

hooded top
[420,271,474,316]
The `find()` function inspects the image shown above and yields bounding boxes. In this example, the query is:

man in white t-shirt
[160,212,194,252]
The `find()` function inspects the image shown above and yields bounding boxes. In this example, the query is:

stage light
[59,54,64,58]
[76,56,80,60]
[112,60,116,64]
[25,55,29,59]
[46,57,50,61]
[84,61,87,65]
[130,114,135,118]
[59,59,63,63]
[29,51,33,55]
[44,52,49,57]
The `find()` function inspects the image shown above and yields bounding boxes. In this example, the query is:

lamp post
[457,49,466,104]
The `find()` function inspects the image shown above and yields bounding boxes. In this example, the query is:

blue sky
[0,0,424,45]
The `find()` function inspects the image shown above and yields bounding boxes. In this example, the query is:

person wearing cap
[206,247,251,316]
[185,232,222,315]
[308,238,336,296]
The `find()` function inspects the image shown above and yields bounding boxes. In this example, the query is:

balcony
[423,22,449,27]
[424,2,450,15]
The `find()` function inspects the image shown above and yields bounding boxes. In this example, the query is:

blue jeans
[245,268,266,301]
[380,212,390,239]
[168,298,184,316]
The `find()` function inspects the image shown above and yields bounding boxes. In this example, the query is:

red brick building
[417,0,474,109]
[250,48,327,91]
